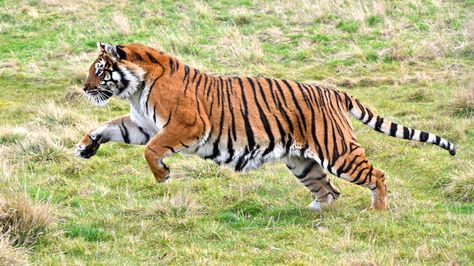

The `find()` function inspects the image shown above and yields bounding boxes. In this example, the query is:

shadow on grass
[216,198,315,229]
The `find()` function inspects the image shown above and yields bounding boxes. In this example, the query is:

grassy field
[1,0,473,264]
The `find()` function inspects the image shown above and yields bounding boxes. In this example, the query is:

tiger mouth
[85,89,114,105]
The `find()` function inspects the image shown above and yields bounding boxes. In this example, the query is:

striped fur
[76,43,456,211]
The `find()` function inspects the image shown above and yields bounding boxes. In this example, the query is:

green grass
[1,0,473,264]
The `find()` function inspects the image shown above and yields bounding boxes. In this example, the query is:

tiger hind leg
[285,156,340,211]
[335,143,387,210]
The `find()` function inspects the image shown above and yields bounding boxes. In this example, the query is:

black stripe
[138,126,150,143]
[273,114,286,147]
[265,78,279,108]
[183,65,190,82]
[296,82,311,107]
[273,80,289,107]
[282,80,307,132]
[355,167,371,185]
[349,159,368,176]
[200,74,209,98]
[390,123,398,137]
[267,79,294,133]
[419,131,429,142]
[163,110,172,128]
[435,136,441,145]
[226,78,237,141]
[351,167,368,184]
[237,77,256,151]
[403,127,410,139]
[164,146,176,153]
[225,128,235,164]
[235,150,248,171]
[248,78,275,157]
[169,58,175,76]
[146,75,163,114]
[296,161,317,179]
[305,86,324,164]
[112,64,129,93]
[216,77,222,107]
[355,100,366,121]
[364,108,374,124]
[339,155,360,176]
[284,135,293,156]
[205,79,226,160]
[315,88,330,160]
[134,52,143,61]
[191,69,198,84]
[194,74,204,96]
[374,116,384,132]
[116,45,127,60]
[160,159,169,171]
[120,121,130,144]
[145,52,159,64]
[256,78,271,111]
[206,76,214,99]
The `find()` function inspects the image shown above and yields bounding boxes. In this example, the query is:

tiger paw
[306,194,337,211]
[75,134,101,159]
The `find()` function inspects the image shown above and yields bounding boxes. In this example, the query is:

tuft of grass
[145,192,203,218]
[0,234,28,266]
[230,7,253,26]
[172,156,229,180]
[64,224,110,242]
[336,21,359,33]
[0,193,53,247]
[464,17,474,54]
[1,102,97,166]
[367,15,383,26]
[215,26,265,68]
[15,133,66,163]
[445,163,474,202]
[111,12,131,36]
[451,83,474,117]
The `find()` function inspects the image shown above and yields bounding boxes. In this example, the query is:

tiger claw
[75,134,101,159]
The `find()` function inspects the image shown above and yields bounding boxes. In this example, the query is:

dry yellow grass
[145,192,203,218]
[0,234,28,266]
[0,102,98,166]
[445,162,474,202]
[0,193,52,247]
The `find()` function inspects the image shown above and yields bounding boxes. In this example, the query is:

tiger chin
[75,42,456,211]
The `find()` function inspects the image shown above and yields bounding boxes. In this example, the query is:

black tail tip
[449,146,456,156]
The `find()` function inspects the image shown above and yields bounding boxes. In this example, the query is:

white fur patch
[117,65,145,99]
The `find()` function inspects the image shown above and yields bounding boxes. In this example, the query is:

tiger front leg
[76,115,152,159]
[144,124,203,183]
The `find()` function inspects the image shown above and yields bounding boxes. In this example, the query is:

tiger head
[82,43,145,106]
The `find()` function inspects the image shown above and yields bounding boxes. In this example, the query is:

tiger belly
[188,141,288,172]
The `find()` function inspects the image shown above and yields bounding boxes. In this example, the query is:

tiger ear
[104,43,117,57]
[103,43,126,60]
[97,42,105,51]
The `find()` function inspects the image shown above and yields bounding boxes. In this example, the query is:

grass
[0,0,473,264]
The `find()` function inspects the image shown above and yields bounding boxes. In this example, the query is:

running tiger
[76,43,456,211]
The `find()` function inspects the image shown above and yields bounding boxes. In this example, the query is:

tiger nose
[83,85,93,92]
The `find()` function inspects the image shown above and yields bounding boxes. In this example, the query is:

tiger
[76,43,456,211]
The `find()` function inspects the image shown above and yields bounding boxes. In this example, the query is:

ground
[0,0,473,265]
